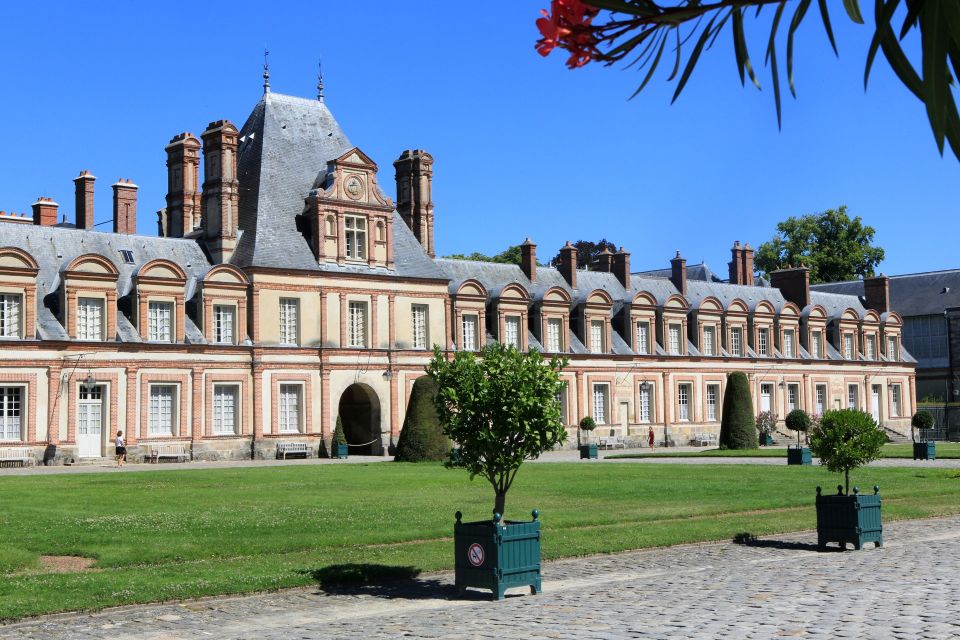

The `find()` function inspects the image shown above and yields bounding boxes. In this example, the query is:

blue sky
[1,1,956,277]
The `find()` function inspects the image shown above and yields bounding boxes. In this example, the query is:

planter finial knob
[836,485,844,496]
[493,511,501,524]
[853,486,860,495]
[532,509,540,521]
[455,511,462,522]
[816,486,822,496]
[873,485,880,495]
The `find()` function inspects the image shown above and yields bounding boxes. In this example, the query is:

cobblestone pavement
[4,516,960,639]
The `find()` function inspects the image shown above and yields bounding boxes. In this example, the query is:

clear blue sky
[1,1,956,277]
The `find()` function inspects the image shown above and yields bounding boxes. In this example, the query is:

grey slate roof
[813,270,960,317]
[809,290,870,319]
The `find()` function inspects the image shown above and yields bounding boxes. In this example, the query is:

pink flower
[535,0,600,68]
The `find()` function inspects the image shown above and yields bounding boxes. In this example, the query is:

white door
[77,386,103,458]
[619,402,630,434]
[760,384,772,413]
[871,385,881,423]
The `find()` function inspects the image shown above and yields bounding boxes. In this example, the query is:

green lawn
[608,442,960,459]
[2,461,960,619]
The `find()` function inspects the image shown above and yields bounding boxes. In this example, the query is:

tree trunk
[494,492,507,521]
[797,431,801,447]
[845,469,850,496]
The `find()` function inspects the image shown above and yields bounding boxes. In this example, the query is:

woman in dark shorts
[115,430,126,467]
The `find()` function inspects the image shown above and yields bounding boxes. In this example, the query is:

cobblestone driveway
[4,516,960,639]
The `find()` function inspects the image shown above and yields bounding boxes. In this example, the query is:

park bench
[149,443,190,463]
[598,436,626,450]
[692,433,717,447]
[276,442,309,460]
[0,446,34,467]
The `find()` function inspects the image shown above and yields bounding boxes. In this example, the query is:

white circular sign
[467,543,485,567]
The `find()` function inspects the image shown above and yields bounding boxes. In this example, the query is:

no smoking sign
[467,542,485,567]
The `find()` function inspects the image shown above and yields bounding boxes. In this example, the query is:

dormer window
[345,215,367,260]
[635,321,650,355]
[461,314,479,351]
[865,334,876,360]
[668,324,681,355]
[757,328,769,356]
[148,301,173,342]
[811,332,822,359]
[504,316,520,349]
[547,317,562,352]
[0,294,22,338]
[77,298,104,341]
[843,333,854,359]
[213,305,235,344]
[590,319,605,354]
[887,335,899,361]
[730,327,743,356]
[702,326,715,356]
[783,329,795,358]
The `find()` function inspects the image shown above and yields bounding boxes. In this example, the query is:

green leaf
[865,0,903,89]
[630,35,668,99]
[733,8,762,89]
[842,0,865,24]
[672,15,717,103]
[587,0,658,16]
[787,0,813,98]
[667,28,682,81]
[817,0,839,56]
[767,1,788,128]
[920,0,948,152]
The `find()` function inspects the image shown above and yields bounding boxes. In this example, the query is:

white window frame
[702,325,715,356]
[546,317,562,352]
[461,314,478,351]
[212,384,239,435]
[592,383,609,425]
[278,384,303,434]
[0,386,23,441]
[811,332,822,359]
[730,327,742,356]
[760,383,773,413]
[816,385,827,414]
[887,336,898,361]
[891,384,902,417]
[77,297,104,341]
[147,300,173,343]
[843,332,855,359]
[847,384,859,410]
[590,319,605,354]
[638,383,652,423]
[412,304,429,350]
[344,214,367,261]
[148,385,176,437]
[706,384,718,421]
[212,304,236,345]
[757,327,769,356]
[866,334,876,360]
[787,384,799,412]
[668,324,681,355]
[678,383,691,422]
[279,298,299,346]
[783,329,794,358]
[504,315,520,349]
[348,301,368,348]
[635,321,649,355]
[0,293,22,339]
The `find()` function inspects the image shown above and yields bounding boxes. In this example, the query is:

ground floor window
[556,384,568,426]
[847,384,859,410]
[891,384,902,417]
[706,384,719,421]
[592,383,609,424]
[279,384,303,433]
[638,383,652,423]
[148,385,176,436]
[760,383,773,413]
[816,385,827,414]
[213,385,239,435]
[0,387,22,440]
[678,383,691,422]
[787,384,799,413]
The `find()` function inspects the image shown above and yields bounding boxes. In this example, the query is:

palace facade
[0,89,916,462]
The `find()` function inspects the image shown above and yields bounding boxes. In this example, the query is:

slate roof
[812,270,960,317]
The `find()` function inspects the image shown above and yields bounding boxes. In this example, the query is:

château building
[0,84,917,462]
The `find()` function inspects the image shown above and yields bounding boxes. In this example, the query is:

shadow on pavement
[298,564,470,600]
[733,533,844,553]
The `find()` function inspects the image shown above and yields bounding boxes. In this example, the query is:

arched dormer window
[200,265,249,345]
[135,259,188,343]
[62,253,120,342]
[0,247,39,340]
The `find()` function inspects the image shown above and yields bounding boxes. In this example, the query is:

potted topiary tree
[331,416,349,459]
[578,416,598,459]
[719,371,758,450]
[809,409,887,550]
[756,411,778,446]
[784,409,812,465]
[394,376,449,462]
[911,411,936,460]
[427,343,567,600]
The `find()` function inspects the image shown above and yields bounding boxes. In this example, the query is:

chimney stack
[557,241,578,289]
[741,243,755,285]
[612,247,631,290]
[670,251,687,296]
[594,246,614,272]
[165,133,201,237]
[864,274,891,314]
[31,198,59,226]
[729,241,743,284]
[770,266,811,309]
[394,149,435,258]
[73,170,96,229]
[201,120,240,263]
[520,238,537,283]
[112,179,138,234]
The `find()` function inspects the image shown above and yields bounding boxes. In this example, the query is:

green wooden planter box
[454,510,542,600]
[913,441,936,460]
[787,446,812,465]
[760,434,774,446]
[579,444,598,459]
[815,485,883,550]
[331,444,349,459]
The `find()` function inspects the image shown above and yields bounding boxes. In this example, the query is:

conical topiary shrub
[331,416,348,458]
[394,377,449,462]
[719,371,758,449]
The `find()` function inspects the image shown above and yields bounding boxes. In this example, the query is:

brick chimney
[612,247,630,290]
[520,238,537,283]
[32,198,59,226]
[112,179,138,234]
[394,149,435,258]
[557,241,577,289]
[165,133,201,237]
[73,171,96,230]
[670,251,687,296]
[864,274,891,313]
[594,246,614,272]
[201,120,240,263]
[770,266,810,309]
[741,243,755,285]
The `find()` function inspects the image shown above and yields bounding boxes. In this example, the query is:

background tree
[427,344,568,519]
[535,1,960,161]
[443,245,523,266]
[809,408,886,494]
[550,238,617,267]
[754,206,885,283]
[394,377,450,462]
[719,371,758,449]
[785,408,811,447]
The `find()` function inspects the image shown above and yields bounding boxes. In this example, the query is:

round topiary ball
[579,416,597,431]
[785,409,811,433]
[911,411,935,430]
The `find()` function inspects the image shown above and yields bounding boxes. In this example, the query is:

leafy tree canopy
[443,245,523,266]
[809,409,886,494]
[754,206,885,283]
[550,239,617,267]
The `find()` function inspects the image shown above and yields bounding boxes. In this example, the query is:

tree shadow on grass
[298,564,482,600]
[733,532,844,553]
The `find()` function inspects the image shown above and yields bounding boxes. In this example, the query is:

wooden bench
[0,446,34,467]
[276,442,309,460]
[149,443,190,463]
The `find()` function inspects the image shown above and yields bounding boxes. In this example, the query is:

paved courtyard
[4,515,960,639]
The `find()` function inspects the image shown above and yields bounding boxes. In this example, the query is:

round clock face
[345,175,364,200]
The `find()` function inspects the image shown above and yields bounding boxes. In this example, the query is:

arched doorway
[337,384,382,455]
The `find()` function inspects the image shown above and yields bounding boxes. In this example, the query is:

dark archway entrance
[337,384,382,455]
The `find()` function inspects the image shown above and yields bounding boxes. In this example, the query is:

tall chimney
[670,251,687,296]
[557,241,578,289]
[165,133,201,237]
[770,267,811,309]
[112,179,138,234]
[594,246,614,272]
[520,238,537,283]
[394,149,435,258]
[729,240,744,284]
[741,243,755,285]
[201,120,240,263]
[31,198,59,226]
[612,247,630,290]
[864,274,891,313]
[73,171,96,230]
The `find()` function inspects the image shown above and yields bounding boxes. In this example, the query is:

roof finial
[317,59,324,102]
[263,48,271,94]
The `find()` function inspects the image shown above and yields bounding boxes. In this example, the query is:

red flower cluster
[535,0,600,69]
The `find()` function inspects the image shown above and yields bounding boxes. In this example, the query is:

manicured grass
[2,462,960,619]
[609,442,960,459]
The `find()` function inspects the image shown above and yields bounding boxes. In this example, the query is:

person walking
[115,430,126,467]
[648,425,655,450]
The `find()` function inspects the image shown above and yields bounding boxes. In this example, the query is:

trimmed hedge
[394,377,449,462]
[720,371,758,449]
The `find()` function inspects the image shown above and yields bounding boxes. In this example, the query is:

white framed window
[556,385,568,425]
[212,385,239,435]
[816,385,827,414]
[147,301,173,342]
[412,304,428,350]
[0,387,22,440]
[213,305,235,345]
[887,336,898,361]
[678,383,691,422]
[504,315,520,349]
[592,383,609,424]
[783,329,795,358]
[0,294,22,338]
[668,324,681,355]
[345,215,367,260]
[787,384,799,412]
[811,332,822,359]
[638,383,651,422]
[866,334,876,360]
[590,319,604,354]
[279,298,299,346]
[730,327,743,356]
[847,384,859,410]
[148,385,176,436]
[760,383,773,412]
[891,384,902,417]
[348,301,368,348]
[461,314,478,351]
[757,328,769,356]
[702,325,715,356]
[77,297,104,341]
[843,333,855,359]
[278,384,303,433]
[635,321,649,355]
[706,384,719,421]
[546,317,562,352]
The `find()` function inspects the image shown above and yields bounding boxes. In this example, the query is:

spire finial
[263,49,271,94]
[317,59,324,102]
